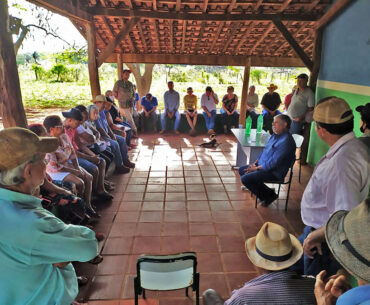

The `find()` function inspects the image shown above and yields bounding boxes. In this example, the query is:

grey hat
[325,198,370,282]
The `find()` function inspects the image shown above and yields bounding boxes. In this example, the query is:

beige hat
[0,127,59,171]
[245,222,303,271]
[94,94,106,103]
[267,84,278,91]
[326,198,370,282]
[313,97,353,124]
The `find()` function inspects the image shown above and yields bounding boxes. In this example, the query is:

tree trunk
[0,0,28,128]
[13,25,29,56]
[125,63,155,108]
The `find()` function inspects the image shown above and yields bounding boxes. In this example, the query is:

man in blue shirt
[238,114,296,207]
[161,81,180,134]
[0,127,98,305]
[139,93,158,132]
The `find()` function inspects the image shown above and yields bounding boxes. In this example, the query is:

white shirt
[301,132,370,229]
[287,87,315,119]
[201,93,218,111]
[247,93,259,108]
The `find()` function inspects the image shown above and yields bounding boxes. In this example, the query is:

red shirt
[284,92,293,110]
[64,126,79,151]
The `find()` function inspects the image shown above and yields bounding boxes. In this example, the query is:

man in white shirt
[201,86,219,134]
[245,85,259,124]
[297,97,370,277]
[287,73,315,134]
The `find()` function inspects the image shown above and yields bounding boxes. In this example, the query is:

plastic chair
[292,134,304,183]
[134,252,200,305]
[255,160,295,211]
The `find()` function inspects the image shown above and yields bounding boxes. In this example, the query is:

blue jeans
[220,110,239,131]
[246,110,259,128]
[290,120,303,135]
[106,138,124,167]
[202,110,217,131]
[238,166,277,201]
[115,135,129,163]
[78,158,98,175]
[119,121,132,146]
[292,226,342,276]
[161,111,180,131]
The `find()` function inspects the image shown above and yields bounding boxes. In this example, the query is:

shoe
[241,185,248,191]
[208,129,215,135]
[96,192,114,200]
[77,276,89,286]
[260,192,279,207]
[159,130,165,134]
[124,160,136,168]
[89,255,103,264]
[116,165,130,174]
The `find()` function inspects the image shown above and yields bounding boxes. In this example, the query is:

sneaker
[116,165,130,174]
[260,192,279,207]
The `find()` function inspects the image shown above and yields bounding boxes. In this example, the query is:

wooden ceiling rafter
[222,21,242,54]
[203,0,209,12]
[195,21,206,54]
[136,22,149,53]
[208,21,224,54]
[227,0,237,13]
[181,20,187,53]
[151,19,161,53]
[233,21,254,55]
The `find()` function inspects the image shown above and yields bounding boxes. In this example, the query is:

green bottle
[245,116,252,136]
[257,114,263,133]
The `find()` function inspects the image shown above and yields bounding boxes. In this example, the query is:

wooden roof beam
[152,19,161,52]
[227,0,237,13]
[195,22,206,54]
[254,0,263,12]
[87,8,320,21]
[181,20,187,52]
[233,21,254,55]
[169,20,174,53]
[97,17,139,67]
[248,22,274,55]
[153,0,157,10]
[222,22,242,53]
[111,53,305,67]
[307,0,321,12]
[203,0,208,12]
[279,0,293,12]
[272,19,313,71]
[315,0,354,29]
[27,0,91,22]
[176,0,181,11]
[209,21,224,53]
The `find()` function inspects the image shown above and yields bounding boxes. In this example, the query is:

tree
[125,63,155,108]
[250,69,266,85]
[49,63,68,82]
[31,63,44,80]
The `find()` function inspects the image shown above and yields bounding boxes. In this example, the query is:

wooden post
[309,28,323,91]
[86,22,101,98]
[0,0,28,128]
[239,58,251,126]
[117,53,123,80]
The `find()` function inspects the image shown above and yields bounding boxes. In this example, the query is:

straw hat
[267,84,278,91]
[245,222,303,271]
[94,94,106,103]
[326,199,370,282]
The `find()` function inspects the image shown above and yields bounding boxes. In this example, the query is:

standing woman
[221,86,239,134]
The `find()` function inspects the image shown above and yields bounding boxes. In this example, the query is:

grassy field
[18,63,308,112]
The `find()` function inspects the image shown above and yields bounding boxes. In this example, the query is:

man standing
[203,222,316,305]
[287,73,315,134]
[299,97,370,276]
[139,93,158,132]
[161,81,180,134]
[201,86,219,134]
[238,114,296,207]
[0,127,98,305]
[113,69,137,136]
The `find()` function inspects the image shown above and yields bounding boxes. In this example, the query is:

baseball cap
[62,108,83,121]
[313,97,353,124]
[297,73,309,79]
[123,69,131,74]
[355,103,370,123]
[0,127,59,171]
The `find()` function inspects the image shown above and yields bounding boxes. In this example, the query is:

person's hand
[315,271,337,305]
[226,111,231,115]
[207,112,211,117]
[244,164,257,173]
[303,228,325,259]
[90,155,100,165]
[53,262,70,269]
[247,106,253,112]
[293,117,301,122]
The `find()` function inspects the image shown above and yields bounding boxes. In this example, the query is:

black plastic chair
[134,252,200,305]
[255,161,295,211]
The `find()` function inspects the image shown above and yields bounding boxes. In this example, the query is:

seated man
[203,222,316,305]
[139,93,158,132]
[0,127,98,305]
[315,198,370,305]
[160,81,180,134]
[201,86,219,134]
[183,87,198,136]
[238,114,296,207]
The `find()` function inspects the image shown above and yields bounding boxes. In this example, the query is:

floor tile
[136,222,162,236]
[201,170,218,177]
[89,275,124,300]
[110,222,137,237]
[187,200,209,211]
[207,191,229,201]
[132,237,161,254]
[142,201,164,211]
[227,191,251,200]
[190,236,219,252]
[162,222,189,236]
[121,275,158,299]
[186,192,207,201]
[205,184,225,192]
[144,193,165,202]
[139,211,163,222]
[166,184,186,192]
[188,210,212,222]
[115,211,140,223]
[165,201,186,210]
[96,255,129,275]
[129,178,148,185]
[197,252,223,272]
[203,177,222,184]
[167,177,185,184]
[161,236,190,253]
[214,223,243,237]
[123,192,144,201]
[184,171,201,177]
[126,184,146,192]
[164,211,188,222]
[185,177,203,184]
[146,184,166,192]
[212,211,238,222]
[222,252,256,272]
[226,272,258,292]
[167,171,184,177]
[165,192,186,201]
[209,201,233,210]
[149,171,166,177]
[148,177,166,184]
[102,237,133,255]
[189,223,215,236]
[199,274,229,299]
[218,235,246,252]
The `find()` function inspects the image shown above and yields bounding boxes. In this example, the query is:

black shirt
[261,92,281,111]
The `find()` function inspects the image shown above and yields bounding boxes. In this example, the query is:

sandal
[89,255,103,265]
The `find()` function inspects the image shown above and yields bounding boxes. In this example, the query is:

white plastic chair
[134,252,199,305]
[292,134,304,183]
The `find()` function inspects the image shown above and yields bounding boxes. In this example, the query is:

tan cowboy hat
[245,222,303,271]
[326,198,370,282]
[267,84,278,91]
[94,94,106,103]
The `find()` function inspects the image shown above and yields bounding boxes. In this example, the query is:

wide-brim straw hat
[245,222,303,271]
[326,199,370,282]
[267,84,278,91]
[94,94,106,103]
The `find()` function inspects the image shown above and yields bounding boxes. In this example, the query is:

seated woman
[43,115,98,217]
[183,87,198,136]
[221,86,239,133]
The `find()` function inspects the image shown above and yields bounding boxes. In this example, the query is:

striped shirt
[224,270,316,305]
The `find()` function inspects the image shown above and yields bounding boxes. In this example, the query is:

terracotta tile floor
[85,133,313,304]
